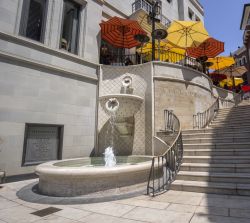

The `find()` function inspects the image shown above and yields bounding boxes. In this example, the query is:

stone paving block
[190,213,250,223]
[76,202,135,217]
[0,205,40,223]
[122,206,193,223]
[0,197,19,210]
[0,187,18,200]
[179,191,204,197]
[14,198,50,210]
[133,194,152,200]
[33,215,80,223]
[54,207,92,220]
[113,198,170,210]
[79,213,145,223]
[152,194,203,205]
[200,197,250,209]
[166,203,197,213]
[195,206,229,217]
[229,208,250,219]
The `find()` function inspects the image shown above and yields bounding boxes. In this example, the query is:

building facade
[240,3,250,84]
[0,0,204,177]
[232,46,250,84]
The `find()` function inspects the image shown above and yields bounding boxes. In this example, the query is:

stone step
[176,171,250,184]
[170,180,250,195]
[180,163,250,173]
[183,148,250,156]
[182,131,250,139]
[209,123,250,128]
[183,155,250,164]
[211,118,250,124]
[183,137,250,144]
[215,111,250,118]
[183,142,250,149]
[219,105,250,112]
[214,116,250,122]
[214,114,250,119]
[218,108,250,113]
[182,128,250,134]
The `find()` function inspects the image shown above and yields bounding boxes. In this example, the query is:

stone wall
[213,86,235,101]
[98,63,153,156]
[0,0,100,176]
[153,62,214,130]
[0,59,97,176]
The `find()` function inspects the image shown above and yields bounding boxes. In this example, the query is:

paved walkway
[1,179,250,222]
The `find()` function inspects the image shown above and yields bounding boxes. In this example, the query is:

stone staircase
[171,100,250,195]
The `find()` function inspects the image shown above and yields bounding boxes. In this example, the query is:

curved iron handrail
[193,98,219,129]
[193,91,243,129]
[147,110,183,196]
[234,91,243,106]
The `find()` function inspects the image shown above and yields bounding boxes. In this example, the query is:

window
[195,16,200,21]
[243,56,247,65]
[19,0,47,42]
[188,8,194,20]
[22,124,63,166]
[60,0,81,54]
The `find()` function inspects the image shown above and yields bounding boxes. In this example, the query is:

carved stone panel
[23,124,63,166]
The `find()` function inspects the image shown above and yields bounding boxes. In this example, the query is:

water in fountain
[104,98,119,167]
[104,146,116,167]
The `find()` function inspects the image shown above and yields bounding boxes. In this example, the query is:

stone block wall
[0,60,97,176]
[98,63,153,156]
[153,62,214,130]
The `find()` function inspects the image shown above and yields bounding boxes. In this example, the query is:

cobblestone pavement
[1,179,250,223]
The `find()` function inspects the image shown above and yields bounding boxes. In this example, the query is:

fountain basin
[99,94,143,117]
[35,156,153,197]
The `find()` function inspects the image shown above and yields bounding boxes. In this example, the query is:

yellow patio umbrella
[138,41,185,62]
[167,21,209,48]
[207,56,235,70]
[219,77,243,88]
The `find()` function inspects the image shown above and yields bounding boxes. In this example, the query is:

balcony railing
[132,0,152,14]
[100,50,203,72]
[132,0,171,27]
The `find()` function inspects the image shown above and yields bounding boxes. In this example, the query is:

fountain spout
[104,147,116,167]
[122,76,133,94]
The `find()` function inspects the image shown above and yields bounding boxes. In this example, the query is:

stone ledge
[0,50,98,82]
[0,31,99,68]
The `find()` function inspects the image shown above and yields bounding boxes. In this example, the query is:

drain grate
[31,207,62,217]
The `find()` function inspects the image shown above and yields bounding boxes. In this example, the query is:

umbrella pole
[158,39,160,61]
[140,44,143,64]
[232,76,236,91]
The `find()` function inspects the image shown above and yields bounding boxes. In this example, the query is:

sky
[199,0,249,56]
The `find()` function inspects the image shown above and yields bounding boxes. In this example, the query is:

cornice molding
[0,31,99,68]
[0,50,98,83]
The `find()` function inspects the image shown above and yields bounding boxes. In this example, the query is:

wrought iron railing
[101,50,203,72]
[219,98,235,109]
[132,0,171,27]
[193,91,243,129]
[234,91,243,106]
[147,110,183,196]
[132,0,152,14]
[193,98,219,129]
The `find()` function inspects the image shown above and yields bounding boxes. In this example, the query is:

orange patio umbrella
[100,17,147,49]
[187,37,224,58]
